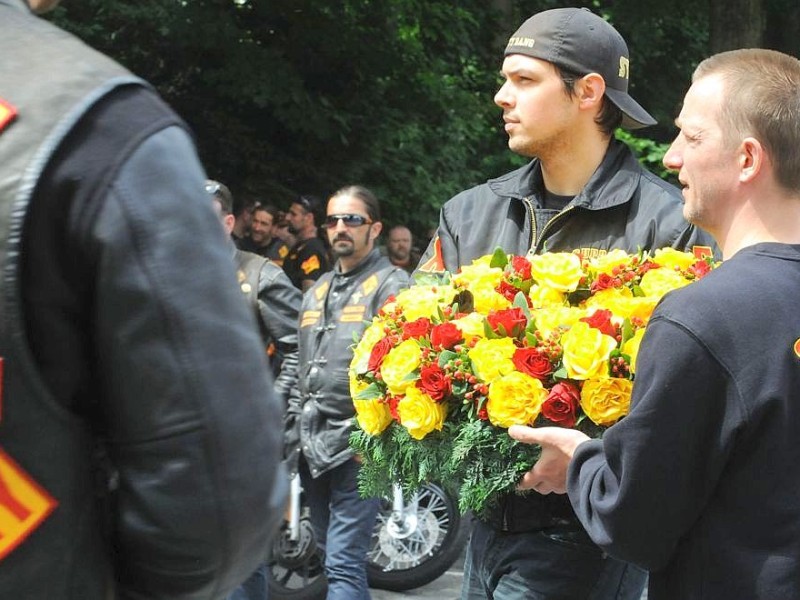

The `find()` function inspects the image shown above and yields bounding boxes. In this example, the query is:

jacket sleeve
[85,126,287,599]
[414,199,462,275]
[257,262,301,406]
[566,317,740,571]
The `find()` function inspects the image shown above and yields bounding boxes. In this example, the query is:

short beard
[332,244,355,258]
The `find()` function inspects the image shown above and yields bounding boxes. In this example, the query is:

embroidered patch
[794,338,800,360]
[360,275,378,297]
[417,236,445,273]
[0,98,17,134]
[0,447,58,561]
[692,245,714,260]
[301,255,321,275]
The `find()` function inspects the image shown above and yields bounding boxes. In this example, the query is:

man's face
[494,55,580,159]
[387,227,412,262]
[326,195,377,262]
[286,203,310,235]
[250,209,274,245]
[663,74,736,235]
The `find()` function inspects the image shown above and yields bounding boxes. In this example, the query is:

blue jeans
[461,519,647,599]
[300,457,379,600]
[226,563,268,600]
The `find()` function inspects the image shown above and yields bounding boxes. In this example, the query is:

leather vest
[0,3,142,597]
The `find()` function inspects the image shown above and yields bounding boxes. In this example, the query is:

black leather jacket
[416,139,717,533]
[0,3,286,597]
[235,247,301,404]
[288,249,409,477]
[417,139,716,273]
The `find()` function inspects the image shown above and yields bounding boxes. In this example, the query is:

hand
[508,425,591,495]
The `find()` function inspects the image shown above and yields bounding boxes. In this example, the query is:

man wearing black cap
[416,7,716,600]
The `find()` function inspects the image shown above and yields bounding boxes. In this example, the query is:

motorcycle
[268,475,471,599]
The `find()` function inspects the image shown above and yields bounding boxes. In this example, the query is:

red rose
[430,322,463,350]
[367,336,394,373]
[496,280,526,303]
[688,259,712,279]
[590,272,617,292]
[418,363,452,402]
[487,307,527,337]
[580,309,618,339]
[387,395,401,421]
[512,347,553,381]
[511,255,532,280]
[541,382,581,427]
[402,317,432,340]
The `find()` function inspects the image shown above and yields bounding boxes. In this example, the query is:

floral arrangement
[349,247,717,516]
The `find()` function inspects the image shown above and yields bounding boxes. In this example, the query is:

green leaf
[489,247,508,269]
[354,382,384,400]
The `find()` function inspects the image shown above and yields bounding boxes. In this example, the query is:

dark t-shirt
[283,236,331,290]
[239,236,289,266]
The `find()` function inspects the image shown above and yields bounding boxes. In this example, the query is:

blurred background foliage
[49,0,799,239]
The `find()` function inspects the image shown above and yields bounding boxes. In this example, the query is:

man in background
[283,194,331,291]
[208,179,301,600]
[385,224,420,273]
[0,1,286,598]
[288,186,409,599]
[241,204,290,267]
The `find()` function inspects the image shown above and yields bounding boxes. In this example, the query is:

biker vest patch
[0,98,16,134]
[0,448,58,560]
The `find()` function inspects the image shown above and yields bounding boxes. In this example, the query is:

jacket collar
[332,247,383,279]
[487,139,643,211]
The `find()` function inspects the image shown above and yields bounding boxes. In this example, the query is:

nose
[662,137,684,172]
[494,80,513,108]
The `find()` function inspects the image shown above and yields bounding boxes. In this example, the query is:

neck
[298,225,318,241]
[539,131,611,196]
[338,247,373,274]
[715,187,800,259]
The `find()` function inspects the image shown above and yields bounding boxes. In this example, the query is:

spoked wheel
[268,511,327,600]
[366,483,471,591]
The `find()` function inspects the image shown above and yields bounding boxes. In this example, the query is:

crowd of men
[3,2,800,600]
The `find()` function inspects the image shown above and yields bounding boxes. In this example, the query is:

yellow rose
[354,398,393,436]
[650,248,697,272]
[452,262,507,314]
[588,248,633,276]
[529,252,584,292]
[394,285,456,322]
[470,281,512,314]
[528,284,567,309]
[398,387,447,440]
[468,337,517,383]
[381,339,422,395]
[584,288,657,322]
[486,371,547,428]
[622,328,647,375]
[350,319,388,374]
[639,267,691,298]
[580,377,633,426]
[452,311,486,342]
[533,306,584,339]
[561,321,618,380]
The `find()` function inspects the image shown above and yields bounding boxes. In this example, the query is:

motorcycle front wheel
[366,483,472,591]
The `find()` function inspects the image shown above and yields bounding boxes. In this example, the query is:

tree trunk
[709,0,765,52]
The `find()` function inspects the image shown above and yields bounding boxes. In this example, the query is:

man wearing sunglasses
[287,185,409,600]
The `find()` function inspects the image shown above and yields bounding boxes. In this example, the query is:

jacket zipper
[522,196,576,255]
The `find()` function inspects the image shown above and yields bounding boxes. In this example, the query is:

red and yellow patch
[692,245,714,260]
[301,255,321,276]
[794,338,800,360]
[0,448,57,560]
[0,98,17,135]
[417,236,445,273]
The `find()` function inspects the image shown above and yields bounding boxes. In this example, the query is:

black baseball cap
[504,8,656,130]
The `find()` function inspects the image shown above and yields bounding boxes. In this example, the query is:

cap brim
[605,88,657,130]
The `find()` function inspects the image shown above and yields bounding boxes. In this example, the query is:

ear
[577,73,606,110]
[223,213,236,235]
[739,137,765,183]
[369,221,383,241]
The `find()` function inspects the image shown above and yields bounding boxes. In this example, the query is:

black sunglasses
[324,214,373,229]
